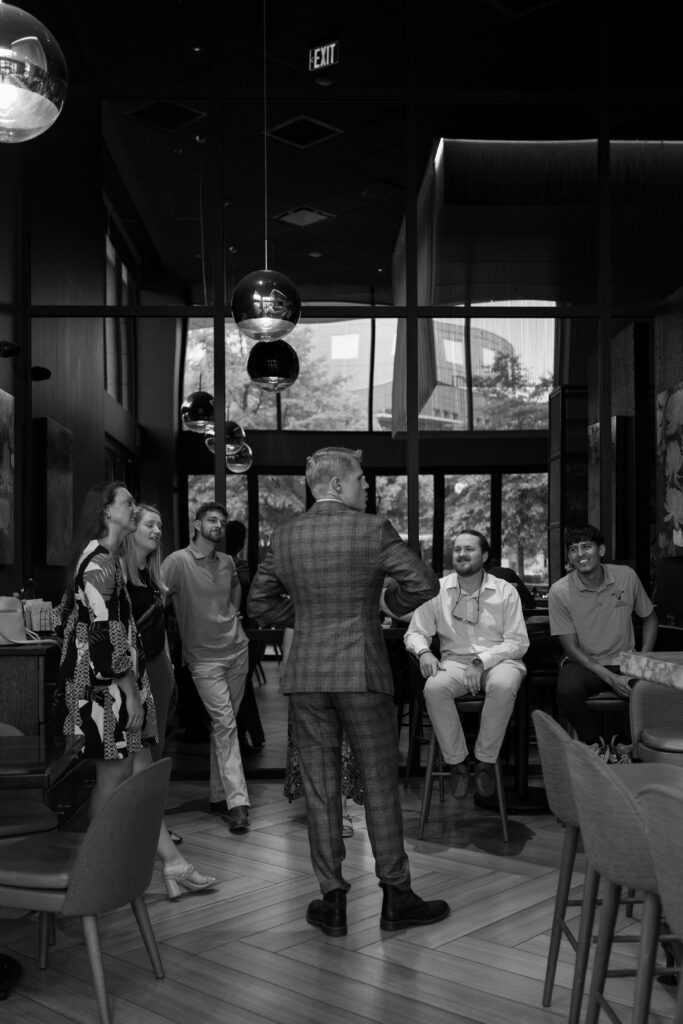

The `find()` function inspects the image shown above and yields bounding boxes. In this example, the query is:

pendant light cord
[262,0,269,270]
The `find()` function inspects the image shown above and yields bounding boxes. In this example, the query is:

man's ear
[598,544,606,559]
[482,549,489,564]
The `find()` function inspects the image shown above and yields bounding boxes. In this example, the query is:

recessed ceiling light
[309,251,323,258]
[276,207,331,227]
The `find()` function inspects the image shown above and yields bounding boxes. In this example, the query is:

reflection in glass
[411,311,554,432]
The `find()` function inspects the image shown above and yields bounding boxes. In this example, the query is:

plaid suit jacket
[247,501,439,694]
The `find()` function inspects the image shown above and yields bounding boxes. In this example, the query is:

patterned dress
[283,717,365,805]
[56,540,157,760]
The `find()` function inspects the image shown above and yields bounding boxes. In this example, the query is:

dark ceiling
[41,0,683,307]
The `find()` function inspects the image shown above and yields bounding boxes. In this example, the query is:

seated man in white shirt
[404,530,529,799]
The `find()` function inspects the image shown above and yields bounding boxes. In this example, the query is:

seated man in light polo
[548,523,658,746]
[404,530,529,798]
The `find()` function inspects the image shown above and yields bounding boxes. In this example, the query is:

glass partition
[443,474,491,567]
[501,472,548,592]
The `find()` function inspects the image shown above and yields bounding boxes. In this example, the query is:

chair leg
[48,912,56,947]
[81,915,112,1024]
[632,891,661,1024]
[568,864,600,1024]
[38,910,51,969]
[131,895,165,980]
[493,760,509,843]
[543,823,580,1006]
[585,879,620,1024]
[403,696,422,790]
[674,962,683,1024]
[418,731,438,840]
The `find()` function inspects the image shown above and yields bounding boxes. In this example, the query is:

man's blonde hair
[305,446,363,497]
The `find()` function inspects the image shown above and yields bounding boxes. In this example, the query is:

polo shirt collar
[570,563,615,593]
[188,540,217,561]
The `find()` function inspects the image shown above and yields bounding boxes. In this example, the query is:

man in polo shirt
[548,523,658,744]
[404,529,529,799]
[161,501,251,833]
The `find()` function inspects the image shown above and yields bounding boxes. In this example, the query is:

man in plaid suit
[248,447,450,936]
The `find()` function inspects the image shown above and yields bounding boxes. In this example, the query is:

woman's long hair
[64,480,127,588]
[120,504,164,591]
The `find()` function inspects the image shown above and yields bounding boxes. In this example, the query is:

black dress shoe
[379,884,450,931]
[306,889,347,937]
[228,804,250,833]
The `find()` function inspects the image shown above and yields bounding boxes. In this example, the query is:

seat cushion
[615,761,683,791]
[0,799,59,838]
[641,728,683,753]
[0,832,82,889]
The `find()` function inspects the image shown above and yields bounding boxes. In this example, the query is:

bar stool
[630,679,683,766]
[418,693,509,842]
[531,711,668,1022]
[565,741,683,1024]
[637,782,683,1024]
[585,689,630,741]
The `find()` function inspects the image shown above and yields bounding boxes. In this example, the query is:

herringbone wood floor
[1,775,679,1024]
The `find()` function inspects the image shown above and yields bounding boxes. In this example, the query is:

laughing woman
[120,502,216,898]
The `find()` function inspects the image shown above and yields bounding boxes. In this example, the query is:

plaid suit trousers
[289,691,411,894]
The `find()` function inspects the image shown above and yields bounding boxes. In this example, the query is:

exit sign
[308,41,340,72]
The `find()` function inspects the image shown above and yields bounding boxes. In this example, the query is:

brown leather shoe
[474,761,496,798]
[380,884,450,931]
[306,889,347,937]
[227,804,250,833]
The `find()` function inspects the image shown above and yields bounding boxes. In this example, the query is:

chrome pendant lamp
[0,2,67,143]
[230,0,300,390]
[204,419,246,455]
[180,389,214,433]
[225,442,253,474]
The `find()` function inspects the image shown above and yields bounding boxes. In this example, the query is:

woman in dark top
[122,505,175,759]
[119,503,215,898]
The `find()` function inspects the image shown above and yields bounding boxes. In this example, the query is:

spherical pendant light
[226,442,253,474]
[180,390,214,432]
[204,420,246,455]
[246,339,300,393]
[0,3,68,144]
[231,269,301,341]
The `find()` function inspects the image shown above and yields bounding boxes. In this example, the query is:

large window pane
[414,313,554,432]
[470,310,554,429]
[258,476,306,560]
[502,473,548,592]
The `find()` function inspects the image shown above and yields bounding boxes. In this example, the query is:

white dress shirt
[404,571,529,670]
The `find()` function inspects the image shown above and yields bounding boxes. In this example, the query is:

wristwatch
[472,656,483,668]
[416,649,431,659]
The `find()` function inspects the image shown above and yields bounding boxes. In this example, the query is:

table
[620,651,683,690]
[0,735,84,791]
